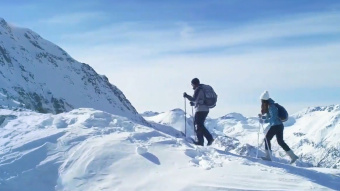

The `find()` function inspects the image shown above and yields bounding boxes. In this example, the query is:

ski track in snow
[0,108,339,191]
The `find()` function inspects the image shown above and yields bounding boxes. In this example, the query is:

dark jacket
[186,85,209,112]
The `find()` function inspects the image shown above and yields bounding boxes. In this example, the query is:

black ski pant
[194,111,213,146]
[264,124,291,151]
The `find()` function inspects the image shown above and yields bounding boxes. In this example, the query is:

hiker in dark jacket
[183,78,214,146]
[259,90,298,164]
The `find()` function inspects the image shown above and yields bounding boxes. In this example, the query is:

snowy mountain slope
[0,18,145,124]
[147,106,340,169]
[285,105,340,169]
[0,108,339,191]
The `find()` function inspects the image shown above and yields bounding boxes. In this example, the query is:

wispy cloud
[39,12,109,25]
[57,11,340,117]
[61,11,340,52]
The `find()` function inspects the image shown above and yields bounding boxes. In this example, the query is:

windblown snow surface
[0,107,339,191]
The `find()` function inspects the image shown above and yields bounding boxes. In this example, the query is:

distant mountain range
[143,105,340,169]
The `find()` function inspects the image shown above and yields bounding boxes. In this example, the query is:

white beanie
[260,90,270,100]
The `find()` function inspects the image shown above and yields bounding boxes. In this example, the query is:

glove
[190,101,195,106]
[183,92,188,98]
[258,114,263,123]
[259,118,264,123]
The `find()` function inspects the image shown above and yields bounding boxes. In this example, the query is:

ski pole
[256,115,261,158]
[261,121,273,161]
[184,97,187,137]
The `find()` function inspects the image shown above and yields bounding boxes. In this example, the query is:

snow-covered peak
[0,18,8,27]
[294,105,340,118]
[284,105,340,168]
[171,108,185,114]
[219,112,247,121]
[143,108,195,137]
[141,111,160,117]
[0,18,146,124]
[144,109,186,125]
[0,18,6,26]
[0,17,12,35]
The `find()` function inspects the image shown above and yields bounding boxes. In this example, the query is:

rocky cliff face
[0,18,145,124]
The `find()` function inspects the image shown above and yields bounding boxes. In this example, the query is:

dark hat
[191,78,200,85]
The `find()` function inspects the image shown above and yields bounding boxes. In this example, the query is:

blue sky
[1,0,340,117]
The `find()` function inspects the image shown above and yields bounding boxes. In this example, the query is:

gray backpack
[201,84,217,108]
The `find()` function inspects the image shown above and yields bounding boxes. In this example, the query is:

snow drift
[0,108,339,191]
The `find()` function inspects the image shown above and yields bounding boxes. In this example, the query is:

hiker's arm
[184,88,199,102]
[184,94,194,101]
[259,114,269,123]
